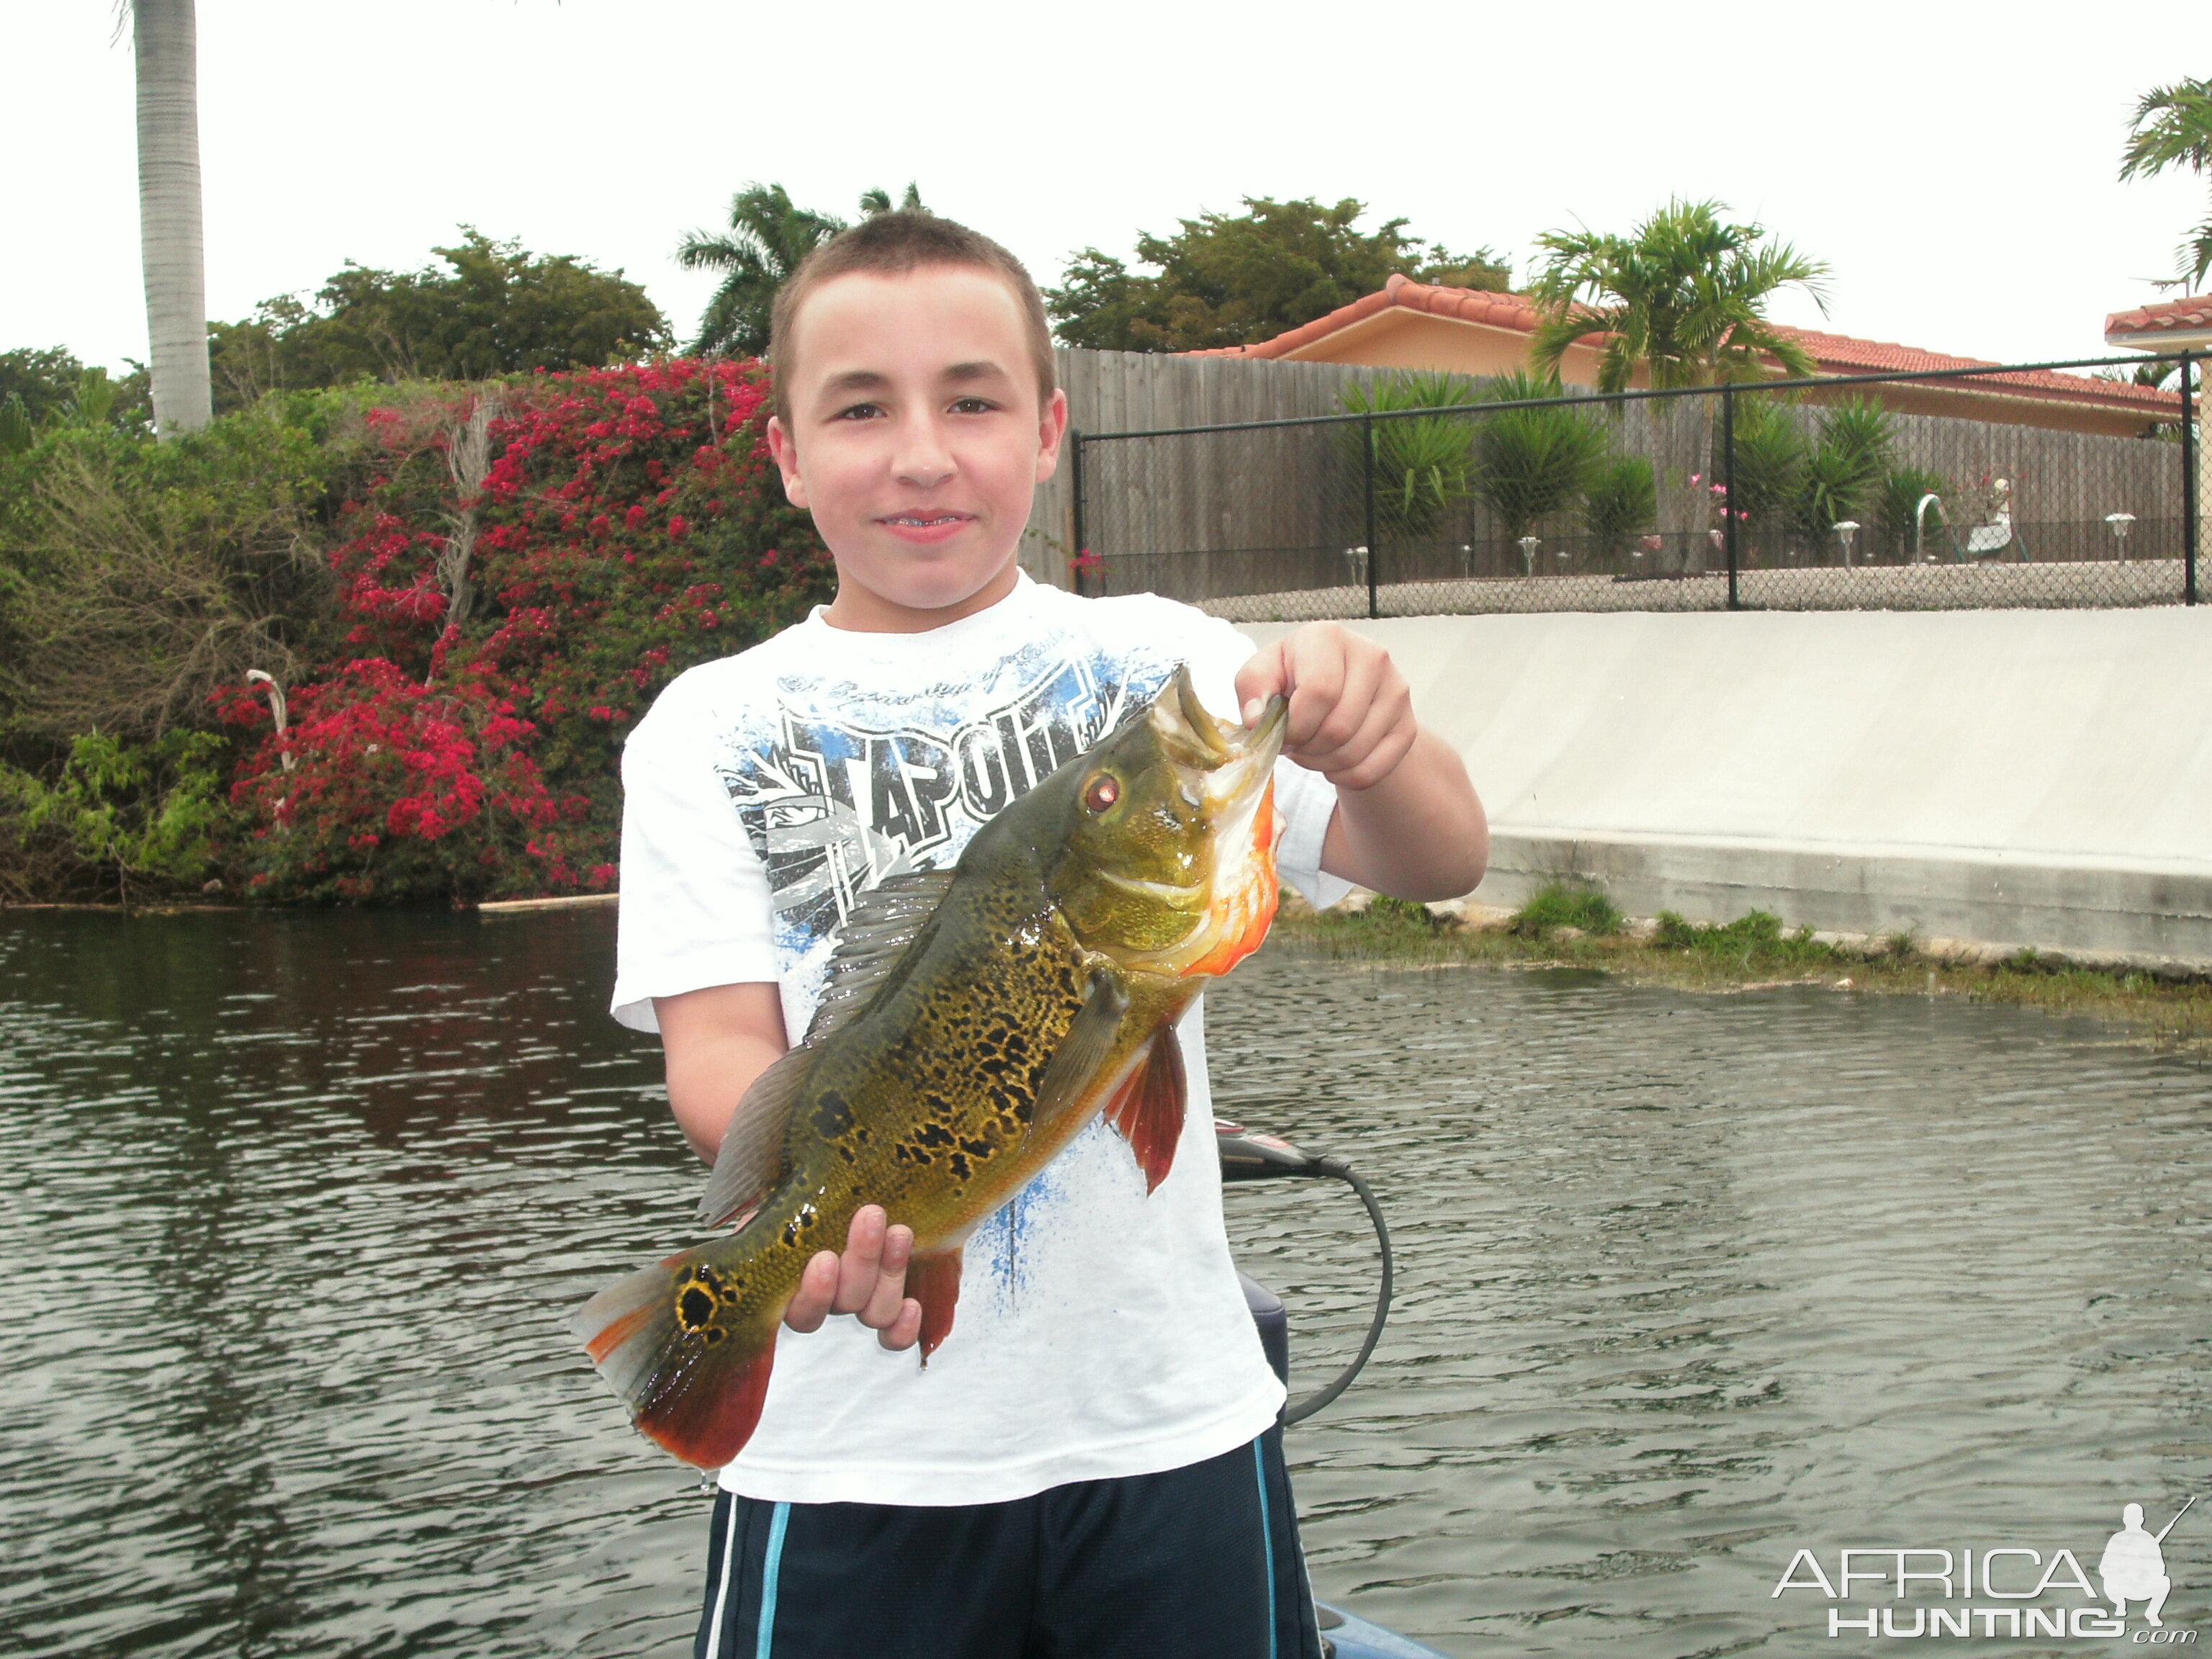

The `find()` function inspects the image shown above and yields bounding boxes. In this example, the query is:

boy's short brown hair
[768,212,1058,424]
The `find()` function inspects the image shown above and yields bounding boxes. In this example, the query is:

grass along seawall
[1272,884,2212,1051]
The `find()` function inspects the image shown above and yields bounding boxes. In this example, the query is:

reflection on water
[0,909,2206,1658]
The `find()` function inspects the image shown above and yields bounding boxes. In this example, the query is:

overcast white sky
[5,1,2204,382]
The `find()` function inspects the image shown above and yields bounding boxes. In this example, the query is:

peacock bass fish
[573,665,1290,1470]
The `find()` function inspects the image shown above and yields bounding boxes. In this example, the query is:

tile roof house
[2105,295,2212,352]
[1187,274,2182,439]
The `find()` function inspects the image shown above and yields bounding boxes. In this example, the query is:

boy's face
[767,265,1067,633]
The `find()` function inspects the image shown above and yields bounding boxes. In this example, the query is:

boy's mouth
[877,510,977,544]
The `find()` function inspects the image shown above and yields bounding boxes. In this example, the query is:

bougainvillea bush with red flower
[214,359,830,902]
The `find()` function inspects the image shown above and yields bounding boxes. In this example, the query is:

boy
[611,212,1485,1658]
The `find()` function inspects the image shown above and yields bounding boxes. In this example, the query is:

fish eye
[1083,773,1120,813]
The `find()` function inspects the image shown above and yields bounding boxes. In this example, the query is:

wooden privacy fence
[1048,351,2203,616]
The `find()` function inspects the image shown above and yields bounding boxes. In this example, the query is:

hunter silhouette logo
[2104,1498,2193,1629]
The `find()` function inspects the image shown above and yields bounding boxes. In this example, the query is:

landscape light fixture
[1344,545,1369,585]
[1833,520,1860,567]
[2105,512,2136,561]
[1518,535,1541,576]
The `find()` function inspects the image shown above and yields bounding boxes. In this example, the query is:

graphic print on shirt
[718,643,1138,963]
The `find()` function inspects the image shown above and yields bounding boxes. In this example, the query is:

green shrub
[0,729,230,902]
[1791,397,1896,544]
[1340,372,1480,538]
[1470,372,1611,545]
[1579,454,1658,556]
[1512,880,1621,936]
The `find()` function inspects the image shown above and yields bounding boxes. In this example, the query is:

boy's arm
[655,982,923,1350]
[1235,622,1488,901]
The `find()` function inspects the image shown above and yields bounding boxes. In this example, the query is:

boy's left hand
[1235,621,1415,791]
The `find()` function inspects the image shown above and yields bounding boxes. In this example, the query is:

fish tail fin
[572,1253,777,1470]
[1106,1025,1187,1194]
[907,1247,963,1365]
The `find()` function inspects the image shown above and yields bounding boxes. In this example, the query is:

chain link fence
[1073,356,2201,619]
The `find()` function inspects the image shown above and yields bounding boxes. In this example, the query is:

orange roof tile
[2105,295,2212,342]
[1187,274,2179,415]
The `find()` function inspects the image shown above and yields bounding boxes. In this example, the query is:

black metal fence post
[1362,413,1379,621]
[1721,384,1740,610]
[1069,428,1087,595]
[2182,354,2199,607]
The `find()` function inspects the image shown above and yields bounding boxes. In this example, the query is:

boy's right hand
[783,1204,924,1351]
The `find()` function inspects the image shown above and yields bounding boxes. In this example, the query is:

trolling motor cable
[1282,1155,1395,1426]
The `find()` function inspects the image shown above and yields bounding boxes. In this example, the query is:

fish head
[1048,664,1287,978]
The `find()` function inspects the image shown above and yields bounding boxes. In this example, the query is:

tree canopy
[206,230,669,409]
[1045,197,1513,353]
[678,183,928,356]
[1527,199,1828,392]
[2120,76,2212,291]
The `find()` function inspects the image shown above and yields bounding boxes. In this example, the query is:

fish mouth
[1141,665,1287,976]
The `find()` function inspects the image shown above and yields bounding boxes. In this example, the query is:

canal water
[1,907,2206,1657]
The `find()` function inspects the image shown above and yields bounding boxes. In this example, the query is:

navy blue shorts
[693,1426,1325,1659]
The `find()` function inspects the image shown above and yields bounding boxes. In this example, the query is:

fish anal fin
[1105,1027,1187,1195]
[906,1247,963,1365]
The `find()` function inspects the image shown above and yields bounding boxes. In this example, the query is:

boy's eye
[949,397,997,415]
[832,402,884,421]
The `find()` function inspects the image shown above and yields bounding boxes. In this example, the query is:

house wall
[1239,608,2212,964]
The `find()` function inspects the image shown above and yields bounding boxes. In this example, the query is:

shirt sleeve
[609,675,781,1033]
[1167,607,1353,913]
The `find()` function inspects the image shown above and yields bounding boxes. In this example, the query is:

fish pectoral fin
[572,1253,776,1470]
[906,1246,963,1366]
[1025,969,1133,1141]
[1105,1025,1187,1195]
[696,1045,810,1228]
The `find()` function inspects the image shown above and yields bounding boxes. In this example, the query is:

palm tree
[131,0,212,436]
[1528,200,1828,568]
[678,183,929,356]
[1527,199,1828,392]
[2121,76,2212,291]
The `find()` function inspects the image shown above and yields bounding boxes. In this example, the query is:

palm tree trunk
[134,0,212,438]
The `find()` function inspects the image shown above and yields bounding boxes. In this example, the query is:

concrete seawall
[1238,609,2212,965]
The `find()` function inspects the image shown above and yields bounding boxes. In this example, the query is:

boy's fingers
[877,1297,925,1353]
[783,1249,840,1333]
[857,1225,914,1331]
[1235,640,1289,725]
[831,1205,888,1314]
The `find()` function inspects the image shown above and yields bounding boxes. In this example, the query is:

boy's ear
[1033,388,1070,485]
[765,415,809,511]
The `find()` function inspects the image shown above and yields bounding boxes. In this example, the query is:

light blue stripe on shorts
[1252,1439,1278,1659]
[755,1501,791,1659]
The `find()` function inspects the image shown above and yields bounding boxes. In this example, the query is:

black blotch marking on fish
[677,1284,716,1331]
[809,1091,854,1139]
[948,1153,971,1180]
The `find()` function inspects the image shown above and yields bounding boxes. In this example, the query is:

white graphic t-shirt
[610,573,1346,1506]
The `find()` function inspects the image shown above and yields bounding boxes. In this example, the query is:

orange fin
[1106,1027,1187,1194]
[907,1247,963,1365]
[572,1255,776,1470]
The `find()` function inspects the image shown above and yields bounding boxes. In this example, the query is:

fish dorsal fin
[1027,969,1133,1141]
[696,1044,814,1227]
[1105,1027,1187,1194]
[802,869,958,1046]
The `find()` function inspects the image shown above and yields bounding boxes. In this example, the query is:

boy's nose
[892,418,956,489]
